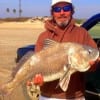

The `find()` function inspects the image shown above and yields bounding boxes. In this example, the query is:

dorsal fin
[43,39,58,49]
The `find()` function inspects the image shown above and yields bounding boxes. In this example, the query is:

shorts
[39,95,85,100]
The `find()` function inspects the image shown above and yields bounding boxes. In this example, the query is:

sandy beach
[0,20,45,100]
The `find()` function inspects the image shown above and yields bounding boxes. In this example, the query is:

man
[33,0,97,100]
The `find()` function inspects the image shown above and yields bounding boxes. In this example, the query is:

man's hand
[33,74,44,86]
[88,57,100,71]
[89,61,95,66]
[97,57,100,61]
[26,74,44,86]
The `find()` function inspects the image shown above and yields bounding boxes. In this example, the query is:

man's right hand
[32,74,44,86]
[26,74,44,86]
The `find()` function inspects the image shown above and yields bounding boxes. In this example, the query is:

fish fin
[57,56,73,92]
[58,55,78,91]
[43,39,58,49]
[59,69,71,92]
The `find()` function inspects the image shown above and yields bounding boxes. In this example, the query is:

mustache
[58,16,68,18]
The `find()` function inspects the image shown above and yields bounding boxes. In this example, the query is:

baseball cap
[51,0,72,6]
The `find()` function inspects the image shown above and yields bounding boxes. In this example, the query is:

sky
[0,0,100,19]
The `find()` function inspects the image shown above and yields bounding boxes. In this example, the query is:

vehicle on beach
[16,13,100,100]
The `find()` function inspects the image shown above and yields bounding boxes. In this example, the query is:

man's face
[52,2,72,28]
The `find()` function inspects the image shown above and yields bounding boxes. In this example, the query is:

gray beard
[55,20,69,28]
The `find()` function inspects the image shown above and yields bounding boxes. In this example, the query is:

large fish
[0,39,99,94]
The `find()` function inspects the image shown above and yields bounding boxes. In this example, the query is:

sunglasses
[52,5,72,12]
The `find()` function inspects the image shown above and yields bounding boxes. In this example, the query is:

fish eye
[88,49,92,54]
